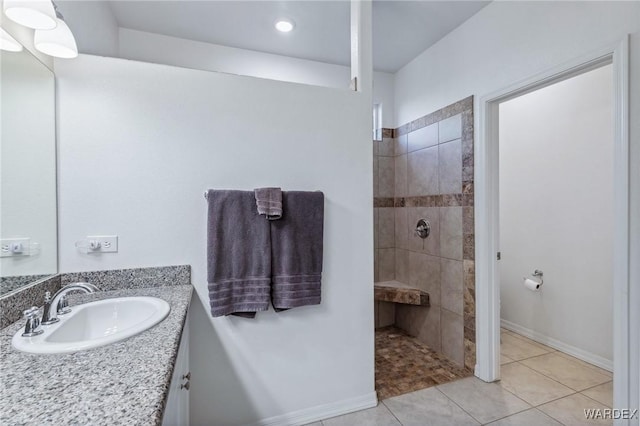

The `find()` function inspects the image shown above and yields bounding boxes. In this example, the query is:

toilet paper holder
[530,269,544,286]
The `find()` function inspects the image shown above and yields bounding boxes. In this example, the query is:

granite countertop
[0,285,193,426]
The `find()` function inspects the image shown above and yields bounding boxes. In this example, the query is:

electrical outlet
[0,238,31,257]
[86,235,118,253]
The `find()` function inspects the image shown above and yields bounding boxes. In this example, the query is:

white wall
[55,54,374,425]
[118,28,395,128]
[1,48,57,277]
[372,71,394,129]
[499,65,613,364]
[394,1,640,127]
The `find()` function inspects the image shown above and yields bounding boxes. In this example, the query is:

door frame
[475,36,630,415]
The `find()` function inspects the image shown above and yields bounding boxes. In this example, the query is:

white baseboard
[246,392,379,426]
[500,319,613,372]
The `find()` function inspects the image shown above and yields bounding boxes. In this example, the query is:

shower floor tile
[375,326,473,400]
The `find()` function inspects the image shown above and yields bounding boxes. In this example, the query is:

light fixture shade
[0,27,23,52]
[3,0,57,30]
[34,17,77,58]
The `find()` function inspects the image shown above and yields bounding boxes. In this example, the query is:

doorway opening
[495,64,615,417]
[475,38,630,414]
[373,97,476,400]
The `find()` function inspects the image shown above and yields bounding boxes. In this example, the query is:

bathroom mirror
[0,34,57,296]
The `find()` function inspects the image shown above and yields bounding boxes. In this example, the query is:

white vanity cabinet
[162,315,190,426]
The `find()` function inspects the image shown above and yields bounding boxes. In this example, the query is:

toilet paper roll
[524,278,541,291]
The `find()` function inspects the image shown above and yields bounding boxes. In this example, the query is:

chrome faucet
[41,282,100,325]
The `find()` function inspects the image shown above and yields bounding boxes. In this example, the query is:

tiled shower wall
[373,96,475,370]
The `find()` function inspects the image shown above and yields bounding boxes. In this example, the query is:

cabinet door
[162,313,190,426]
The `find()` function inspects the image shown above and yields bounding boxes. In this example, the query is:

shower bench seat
[374,281,430,306]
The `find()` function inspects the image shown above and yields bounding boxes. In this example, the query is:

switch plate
[0,238,31,257]
[86,235,118,253]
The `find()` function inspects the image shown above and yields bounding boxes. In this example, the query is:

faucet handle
[44,291,51,302]
[22,306,43,337]
[23,306,39,318]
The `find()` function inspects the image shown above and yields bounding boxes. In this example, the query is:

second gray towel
[254,187,282,220]
[270,191,324,310]
[207,190,271,317]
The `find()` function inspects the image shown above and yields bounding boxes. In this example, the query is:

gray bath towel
[270,191,324,310]
[207,190,271,317]
[254,187,282,220]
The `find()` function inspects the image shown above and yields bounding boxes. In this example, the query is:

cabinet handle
[180,381,190,391]
[182,372,191,381]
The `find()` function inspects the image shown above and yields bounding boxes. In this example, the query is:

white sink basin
[12,296,170,354]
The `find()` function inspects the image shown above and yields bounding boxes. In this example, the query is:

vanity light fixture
[3,0,57,30]
[34,5,77,58]
[0,27,23,52]
[275,19,295,33]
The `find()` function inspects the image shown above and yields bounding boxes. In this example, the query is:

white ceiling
[372,0,489,72]
[78,1,490,73]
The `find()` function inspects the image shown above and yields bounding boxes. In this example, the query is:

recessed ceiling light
[275,19,295,33]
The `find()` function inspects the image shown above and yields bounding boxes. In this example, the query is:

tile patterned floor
[312,329,615,426]
[374,326,473,400]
